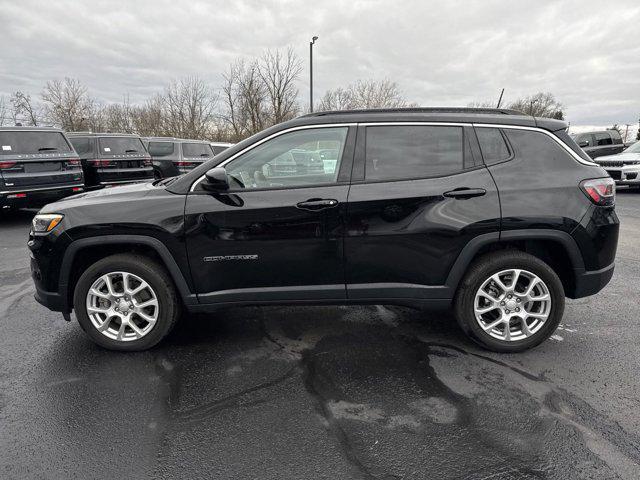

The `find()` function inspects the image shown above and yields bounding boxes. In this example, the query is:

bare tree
[161,77,218,139]
[10,91,40,126]
[41,78,96,130]
[258,48,302,124]
[508,92,564,119]
[130,95,165,137]
[222,59,268,141]
[0,96,7,126]
[317,79,412,111]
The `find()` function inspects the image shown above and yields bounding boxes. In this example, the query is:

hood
[39,180,166,214]
[596,152,640,163]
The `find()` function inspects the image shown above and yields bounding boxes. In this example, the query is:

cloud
[0,0,638,125]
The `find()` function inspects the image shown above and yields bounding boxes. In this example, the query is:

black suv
[67,133,153,188]
[571,129,625,159]
[29,108,619,353]
[143,137,216,178]
[1,127,83,211]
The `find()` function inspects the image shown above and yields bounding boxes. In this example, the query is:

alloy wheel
[473,268,552,341]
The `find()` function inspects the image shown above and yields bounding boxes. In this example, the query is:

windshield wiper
[38,147,58,152]
[125,149,139,153]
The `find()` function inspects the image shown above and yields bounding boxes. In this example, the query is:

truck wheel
[454,251,565,353]
[73,253,180,351]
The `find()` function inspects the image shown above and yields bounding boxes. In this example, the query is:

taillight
[143,157,152,167]
[174,161,195,168]
[66,158,81,167]
[580,178,615,206]
[90,159,113,167]
[0,161,17,169]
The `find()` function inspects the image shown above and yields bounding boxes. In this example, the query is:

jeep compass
[29,108,619,352]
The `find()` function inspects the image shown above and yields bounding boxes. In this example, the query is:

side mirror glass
[203,167,229,191]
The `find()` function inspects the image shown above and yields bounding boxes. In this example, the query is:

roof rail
[67,131,93,134]
[301,107,525,117]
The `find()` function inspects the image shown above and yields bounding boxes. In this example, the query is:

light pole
[310,36,318,112]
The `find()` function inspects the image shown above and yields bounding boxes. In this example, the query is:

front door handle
[442,188,487,199]
[296,198,339,211]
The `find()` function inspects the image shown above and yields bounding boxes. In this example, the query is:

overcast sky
[1,0,638,127]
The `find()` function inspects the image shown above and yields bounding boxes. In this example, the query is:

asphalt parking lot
[1,192,640,480]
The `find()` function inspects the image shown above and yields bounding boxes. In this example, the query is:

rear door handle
[296,198,339,211]
[442,188,487,199]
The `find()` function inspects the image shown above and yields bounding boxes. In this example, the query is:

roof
[0,126,63,132]
[66,132,141,137]
[292,107,567,132]
[301,107,524,117]
[142,136,212,143]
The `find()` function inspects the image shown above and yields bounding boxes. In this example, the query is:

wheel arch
[59,235,197,313]
[446,230,585,298]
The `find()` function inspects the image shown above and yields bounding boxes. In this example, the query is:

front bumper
[600,165,640,185]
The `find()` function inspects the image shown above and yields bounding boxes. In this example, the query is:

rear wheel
[454,251,564,352]
[73,253,180,351]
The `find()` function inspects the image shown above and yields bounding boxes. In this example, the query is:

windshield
[0,131,72,155]
[182,142,213,158]
[625,141,640,153]
[98,137,145,155]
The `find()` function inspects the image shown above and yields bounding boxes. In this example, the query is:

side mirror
[202,167,229,191]
[578,141,589,148]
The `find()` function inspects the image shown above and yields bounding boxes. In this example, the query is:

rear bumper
[0,184,84,209]
[570,263,615,299]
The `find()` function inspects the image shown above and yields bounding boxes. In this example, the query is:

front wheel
[454,251,565,353]
[73,253,180,351]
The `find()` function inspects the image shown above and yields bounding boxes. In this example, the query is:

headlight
[32,214,64,233]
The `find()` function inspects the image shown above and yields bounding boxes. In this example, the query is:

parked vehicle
[143,137,216,179]
[571,129,625,159]
[0,127,83,211]
[29,108,618,353]
[210,142,234,155]
[67,133,153,188]
[594,141,640,186]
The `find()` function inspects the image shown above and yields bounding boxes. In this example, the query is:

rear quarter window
[148,141,175,157]
[0,131,72,155]
[182,143,214,158]
[503,129,576,166]
[476,127,511,164]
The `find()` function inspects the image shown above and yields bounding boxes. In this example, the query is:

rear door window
[148,142,175,157]
[476,127,511,164]
[182,143,214,158]
[0,131,72,155]
[211,145,229,155]
[98,137,145,155]
[573,134,593,147]
[364,125,464,181]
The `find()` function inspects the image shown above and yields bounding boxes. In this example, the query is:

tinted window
[182,143,213,158]
[224,127,348,190]
[476,127,510,164]
[70,137,92,155]
[594,132,613,146]
[365,126,463,181]
[504,129,575,166]
[212,145,229,155]
[0,131,72,155]
[148,141,175,157]
[573,134,593,147]
[98,137,145,155]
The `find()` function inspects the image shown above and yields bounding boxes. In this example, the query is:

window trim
[190,123,356,192]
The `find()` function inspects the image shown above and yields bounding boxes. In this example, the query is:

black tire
[453,250,565,353]
[73,253,180,351]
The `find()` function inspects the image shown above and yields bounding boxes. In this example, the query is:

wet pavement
[1,192,640,479]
